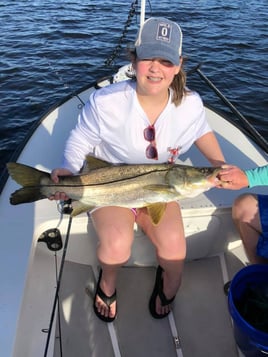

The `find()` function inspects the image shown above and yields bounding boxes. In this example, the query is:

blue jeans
[257,194,268,259]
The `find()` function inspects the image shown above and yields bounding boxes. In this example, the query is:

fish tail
[7,162,49,204]
[10,187,47,204]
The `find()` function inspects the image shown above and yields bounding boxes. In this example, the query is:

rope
[104,0,138,68]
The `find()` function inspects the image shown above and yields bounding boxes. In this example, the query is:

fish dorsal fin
[147,203,167,225]
[82,155,112,173]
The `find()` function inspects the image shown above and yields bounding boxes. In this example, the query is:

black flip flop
[149,266,175,319]
[93,269,117,322]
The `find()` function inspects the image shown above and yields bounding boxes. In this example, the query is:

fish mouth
[206,168,221,187]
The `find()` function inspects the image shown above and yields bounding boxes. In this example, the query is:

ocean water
[1,0,267,175]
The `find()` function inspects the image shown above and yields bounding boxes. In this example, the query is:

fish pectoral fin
[70,202,95,217]
[145,184,175,194]
[147,203,167,226]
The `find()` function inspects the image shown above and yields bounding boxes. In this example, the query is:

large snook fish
[7,156,220,225]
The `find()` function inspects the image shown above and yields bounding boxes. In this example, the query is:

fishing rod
[43,214,73,357]
[189,64,268,154]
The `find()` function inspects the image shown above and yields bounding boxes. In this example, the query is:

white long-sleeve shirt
[62,80,211,173]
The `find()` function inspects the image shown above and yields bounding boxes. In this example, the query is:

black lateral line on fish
[75,168,172,185]
[11,168,171,189]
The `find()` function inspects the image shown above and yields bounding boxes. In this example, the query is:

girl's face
[134,58,181,97]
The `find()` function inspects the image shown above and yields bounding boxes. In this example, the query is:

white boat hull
[1,69,267,356]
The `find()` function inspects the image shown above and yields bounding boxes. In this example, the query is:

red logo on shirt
[167,147,180,163]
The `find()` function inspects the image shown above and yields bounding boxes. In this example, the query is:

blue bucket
[228,265,268,357]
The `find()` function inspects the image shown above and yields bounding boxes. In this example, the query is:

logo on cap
[156,23,172,43]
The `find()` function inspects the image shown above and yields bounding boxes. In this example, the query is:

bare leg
[232,194,268,264]
[136,202,186,316]
[91,206,135,320]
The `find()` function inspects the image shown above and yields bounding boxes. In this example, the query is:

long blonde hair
[127,49,189,106]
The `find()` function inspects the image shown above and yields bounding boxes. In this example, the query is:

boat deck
[53,254,245,357]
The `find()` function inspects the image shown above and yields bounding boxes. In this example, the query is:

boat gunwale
[1,66,267,194]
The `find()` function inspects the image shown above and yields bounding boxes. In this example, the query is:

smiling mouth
[148,76,162,82]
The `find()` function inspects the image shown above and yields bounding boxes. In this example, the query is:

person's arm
[194,131,225,166]
[216,164,268,189]
[245,165,268,187]
[62,96,102,173]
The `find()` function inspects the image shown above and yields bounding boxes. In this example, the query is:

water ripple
[0,0,267,172]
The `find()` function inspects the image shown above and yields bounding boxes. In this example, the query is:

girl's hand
[49,168,73,200]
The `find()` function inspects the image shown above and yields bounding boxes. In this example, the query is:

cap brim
[136,44,180,65]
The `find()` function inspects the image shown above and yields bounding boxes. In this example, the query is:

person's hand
[49,168,73,200]
[215,164,249,190]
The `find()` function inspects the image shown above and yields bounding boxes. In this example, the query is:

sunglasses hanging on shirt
[144,125,158,160]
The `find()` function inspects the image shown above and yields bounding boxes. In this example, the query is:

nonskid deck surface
[53,255,243,357]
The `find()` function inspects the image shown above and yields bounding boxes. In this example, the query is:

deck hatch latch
[38,228,63,251]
